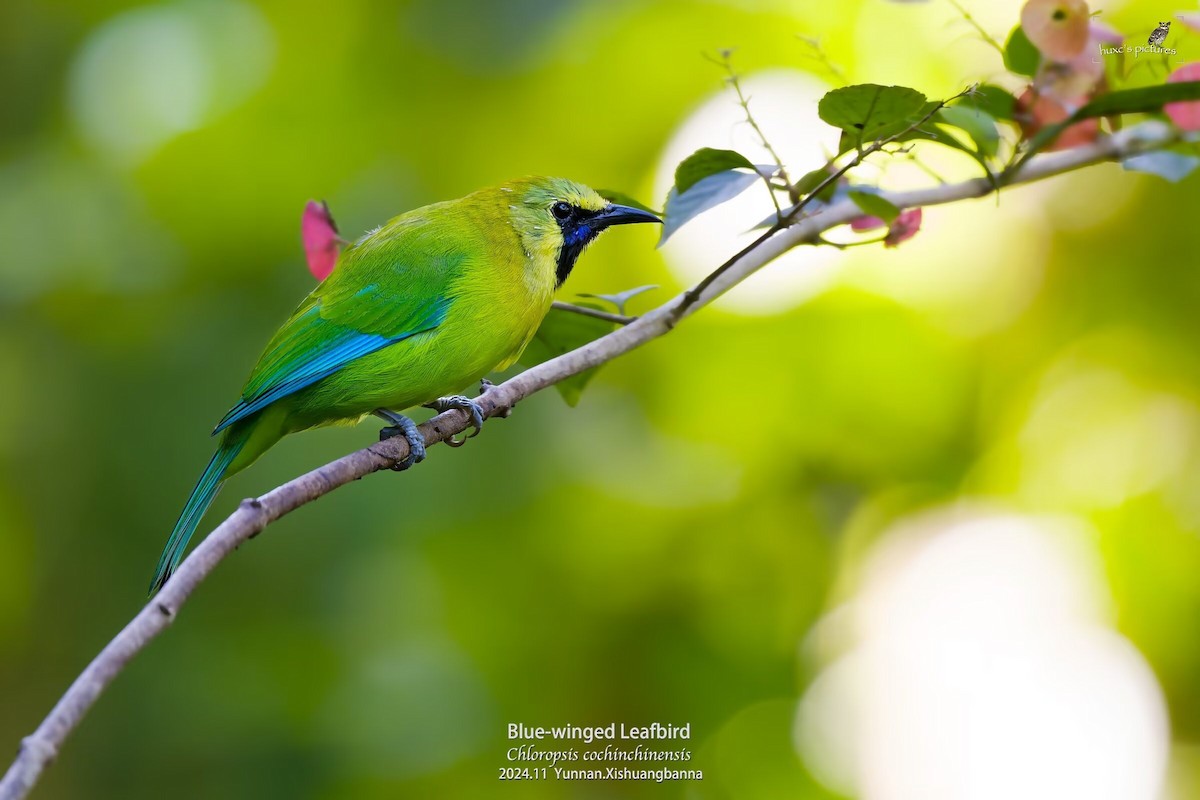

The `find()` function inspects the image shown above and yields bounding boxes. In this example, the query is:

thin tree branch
[706,49,790,220]
[550,300,635,325]
[0,120,1181,800]
[715,52,792,187]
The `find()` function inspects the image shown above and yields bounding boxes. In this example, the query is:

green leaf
[659,170,760,245]
[523,303,616,406]
[959,84,1017,121]
[1003,26,1040,77]
[1013,81,1200,171]
[818,84,929,146]
[794,166,840,203]
[847,191,900,224]
[1074,81,1200,117]
[794,167,828,195]
[595,189,661,217]
[838,128,857,156]
[673,148,757,194]
[577,284,657,315]
[937,105,1000,157]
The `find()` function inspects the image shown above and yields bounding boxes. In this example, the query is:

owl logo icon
[1148,21,1171,46]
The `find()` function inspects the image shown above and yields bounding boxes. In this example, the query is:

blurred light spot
[68,0,274,163]
[839,194,1048,337]
[1017,365,1198,509]
[655,70,845,315]
[1039,162,1140,233]
[820,91,1050,338]
[797,508,1169,800]
[851,2,960,90]
[0,149,181,300]
[1165,446,1200,531]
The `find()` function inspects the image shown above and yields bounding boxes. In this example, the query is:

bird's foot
[424,394,485,447]
[374,409,426,471]
[479,378,513,418]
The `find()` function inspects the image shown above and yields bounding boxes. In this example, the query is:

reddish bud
[884,208,923,247]
[850,215,885,232]
[1015,87,1100,150]
[302,200,342,281]
[850,208,923,247]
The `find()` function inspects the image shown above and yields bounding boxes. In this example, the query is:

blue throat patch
[554,209,601,287]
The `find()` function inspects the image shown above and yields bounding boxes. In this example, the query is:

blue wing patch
[212,295,451,434]
[212,330,394,433]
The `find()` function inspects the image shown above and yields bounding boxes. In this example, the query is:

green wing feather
[213,234,465,433]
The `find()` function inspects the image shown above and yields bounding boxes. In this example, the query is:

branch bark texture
[0,120,1180,800]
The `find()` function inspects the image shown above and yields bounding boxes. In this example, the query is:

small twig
[816,234,890,249]
[906,152,951,184]
[707,49,791,219]
[761,176,784,221]
[945,0,1006,56]
[550,301,635,326]
[796,35,849,86]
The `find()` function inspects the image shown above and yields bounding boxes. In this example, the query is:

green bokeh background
[2,0,1199,798]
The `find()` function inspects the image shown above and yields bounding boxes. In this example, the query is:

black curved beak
[594,203,662,229]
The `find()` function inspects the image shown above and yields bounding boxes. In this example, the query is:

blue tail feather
[149,438,245,594]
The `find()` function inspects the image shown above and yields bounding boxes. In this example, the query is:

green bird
[150,177,660,593]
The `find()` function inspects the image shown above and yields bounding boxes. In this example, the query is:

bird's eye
[552,201,572,221]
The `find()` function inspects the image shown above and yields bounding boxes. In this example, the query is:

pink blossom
[884,208,923,247]
[850,215,885,232]
[850,208,923,247]
[302,200,342,281]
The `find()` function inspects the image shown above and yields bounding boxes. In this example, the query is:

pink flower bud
[302,200,342,281]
